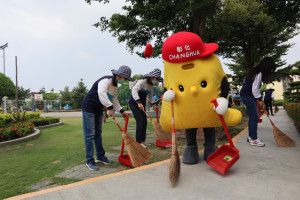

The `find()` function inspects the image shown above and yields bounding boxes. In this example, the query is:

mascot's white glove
[213,97,228,115]
[163,90,175,102]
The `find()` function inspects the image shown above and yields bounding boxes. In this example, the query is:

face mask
[118,79,125,84]
[152,79,158,84]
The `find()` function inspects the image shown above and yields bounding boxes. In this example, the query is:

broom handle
[171,100,176,155]
[113,115,130,156]
[211,99,234,148]
[263,105,275,126]
[155,108,159,123]
[143,110,153,122]
[121,116,130,156]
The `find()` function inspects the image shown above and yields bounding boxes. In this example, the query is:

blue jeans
[82,111,105,163]
[240,96,259,140]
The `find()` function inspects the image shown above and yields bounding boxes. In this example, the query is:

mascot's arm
[163,88,175,102]
[214,77,229,115]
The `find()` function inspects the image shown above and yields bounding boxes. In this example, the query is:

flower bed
[29,117,60,127]
[0,111,60,143]
[283,102,300,133]
[0,121,35,142]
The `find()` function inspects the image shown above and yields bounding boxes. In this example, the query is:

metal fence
[1,99,61,113]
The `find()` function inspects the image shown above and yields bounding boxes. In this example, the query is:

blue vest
[264,90,273,101]
[240,75,254,97]
[81,76,113,114]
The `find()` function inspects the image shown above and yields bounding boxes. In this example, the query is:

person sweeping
[81,65,134,171]
[128,68,163,148]
[240,57,277,147]
[264,88,275,116]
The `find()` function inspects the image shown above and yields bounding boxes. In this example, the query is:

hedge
[283,102,300,133]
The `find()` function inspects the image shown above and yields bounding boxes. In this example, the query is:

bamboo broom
[143,110,171,142]
[169,99,180,187]
[275,105,279,114]
[263,106,296,147]
[113,117,152,167]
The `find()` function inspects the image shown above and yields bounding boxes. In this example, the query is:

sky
[0,0,299,93]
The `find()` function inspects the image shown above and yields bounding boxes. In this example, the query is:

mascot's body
[160,32,242,164]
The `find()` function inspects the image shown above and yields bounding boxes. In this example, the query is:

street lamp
[1,43,8,113]
[0,43,8,74]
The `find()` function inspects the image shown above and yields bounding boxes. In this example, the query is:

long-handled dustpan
[206,99,240,175]
[113,115,133,167]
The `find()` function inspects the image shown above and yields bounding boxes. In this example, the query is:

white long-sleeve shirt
[252,72,262,99]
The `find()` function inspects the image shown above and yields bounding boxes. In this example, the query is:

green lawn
[0,116,247,199]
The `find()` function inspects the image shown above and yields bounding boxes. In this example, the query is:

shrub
[0,113,12,128]
[283,102,300,133]
[273,100,284,106]
[11,122,35,139]
[25,112,41,121]
[0,122,35,142]
[232,105,248,116]
[29,117,60,127]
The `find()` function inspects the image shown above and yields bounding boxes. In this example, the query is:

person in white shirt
[128,68,163,148]
[240,58,276,147]
[81,65,134,171]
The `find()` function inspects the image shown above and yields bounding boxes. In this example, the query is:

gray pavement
[13,108,300,200]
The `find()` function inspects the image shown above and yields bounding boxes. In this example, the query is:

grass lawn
[0,116,248,199]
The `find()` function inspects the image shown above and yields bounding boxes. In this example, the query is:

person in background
[129,68,163,148]
[264,88,275,116]
[240,57,277,147]
[81,65,134,171]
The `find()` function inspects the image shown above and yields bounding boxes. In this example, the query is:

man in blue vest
[81,65,134,171]
[264,88,275,116]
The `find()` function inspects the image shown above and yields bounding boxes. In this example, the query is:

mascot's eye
[179,85,184,92]
[201,81,207,88]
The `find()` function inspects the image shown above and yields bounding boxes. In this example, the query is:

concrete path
[8,108,300,200]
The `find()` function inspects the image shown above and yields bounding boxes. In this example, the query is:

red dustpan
[206,99,240,175]
[113,115,133,168]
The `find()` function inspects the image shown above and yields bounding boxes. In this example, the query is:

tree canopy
[86,0,220,57]
[72,79,88,109]
[0,73,15,105]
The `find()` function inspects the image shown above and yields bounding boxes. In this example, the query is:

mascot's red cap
[162,31,218,63]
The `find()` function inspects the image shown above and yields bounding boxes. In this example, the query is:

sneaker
[142,142,151,147]
[96,156,112,165]
[140,143,147,148]
[247,137,253,143]
[250,139,265,147]
[86,161,99,171]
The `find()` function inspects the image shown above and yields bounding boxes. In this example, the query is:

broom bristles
[169,143,180,187]
[122,132,152,167]
[275,105,279,114]
[273,126,296,147]
[152,121,171,142]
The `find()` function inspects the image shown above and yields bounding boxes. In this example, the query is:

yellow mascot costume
[160,32,242,164]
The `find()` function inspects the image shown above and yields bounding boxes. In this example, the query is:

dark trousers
[185,128,216,147]
[264,100,273,115]
[129,103,147,143]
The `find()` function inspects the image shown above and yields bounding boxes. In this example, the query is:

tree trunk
[192,12,207,37]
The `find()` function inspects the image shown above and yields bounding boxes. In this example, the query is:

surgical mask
[152,79,158,84]
[118,79,125,84]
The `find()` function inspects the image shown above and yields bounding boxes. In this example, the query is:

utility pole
[1,43,8,113]
[15,56,18,113]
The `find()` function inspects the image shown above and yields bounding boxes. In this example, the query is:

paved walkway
[8,108,300,200]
